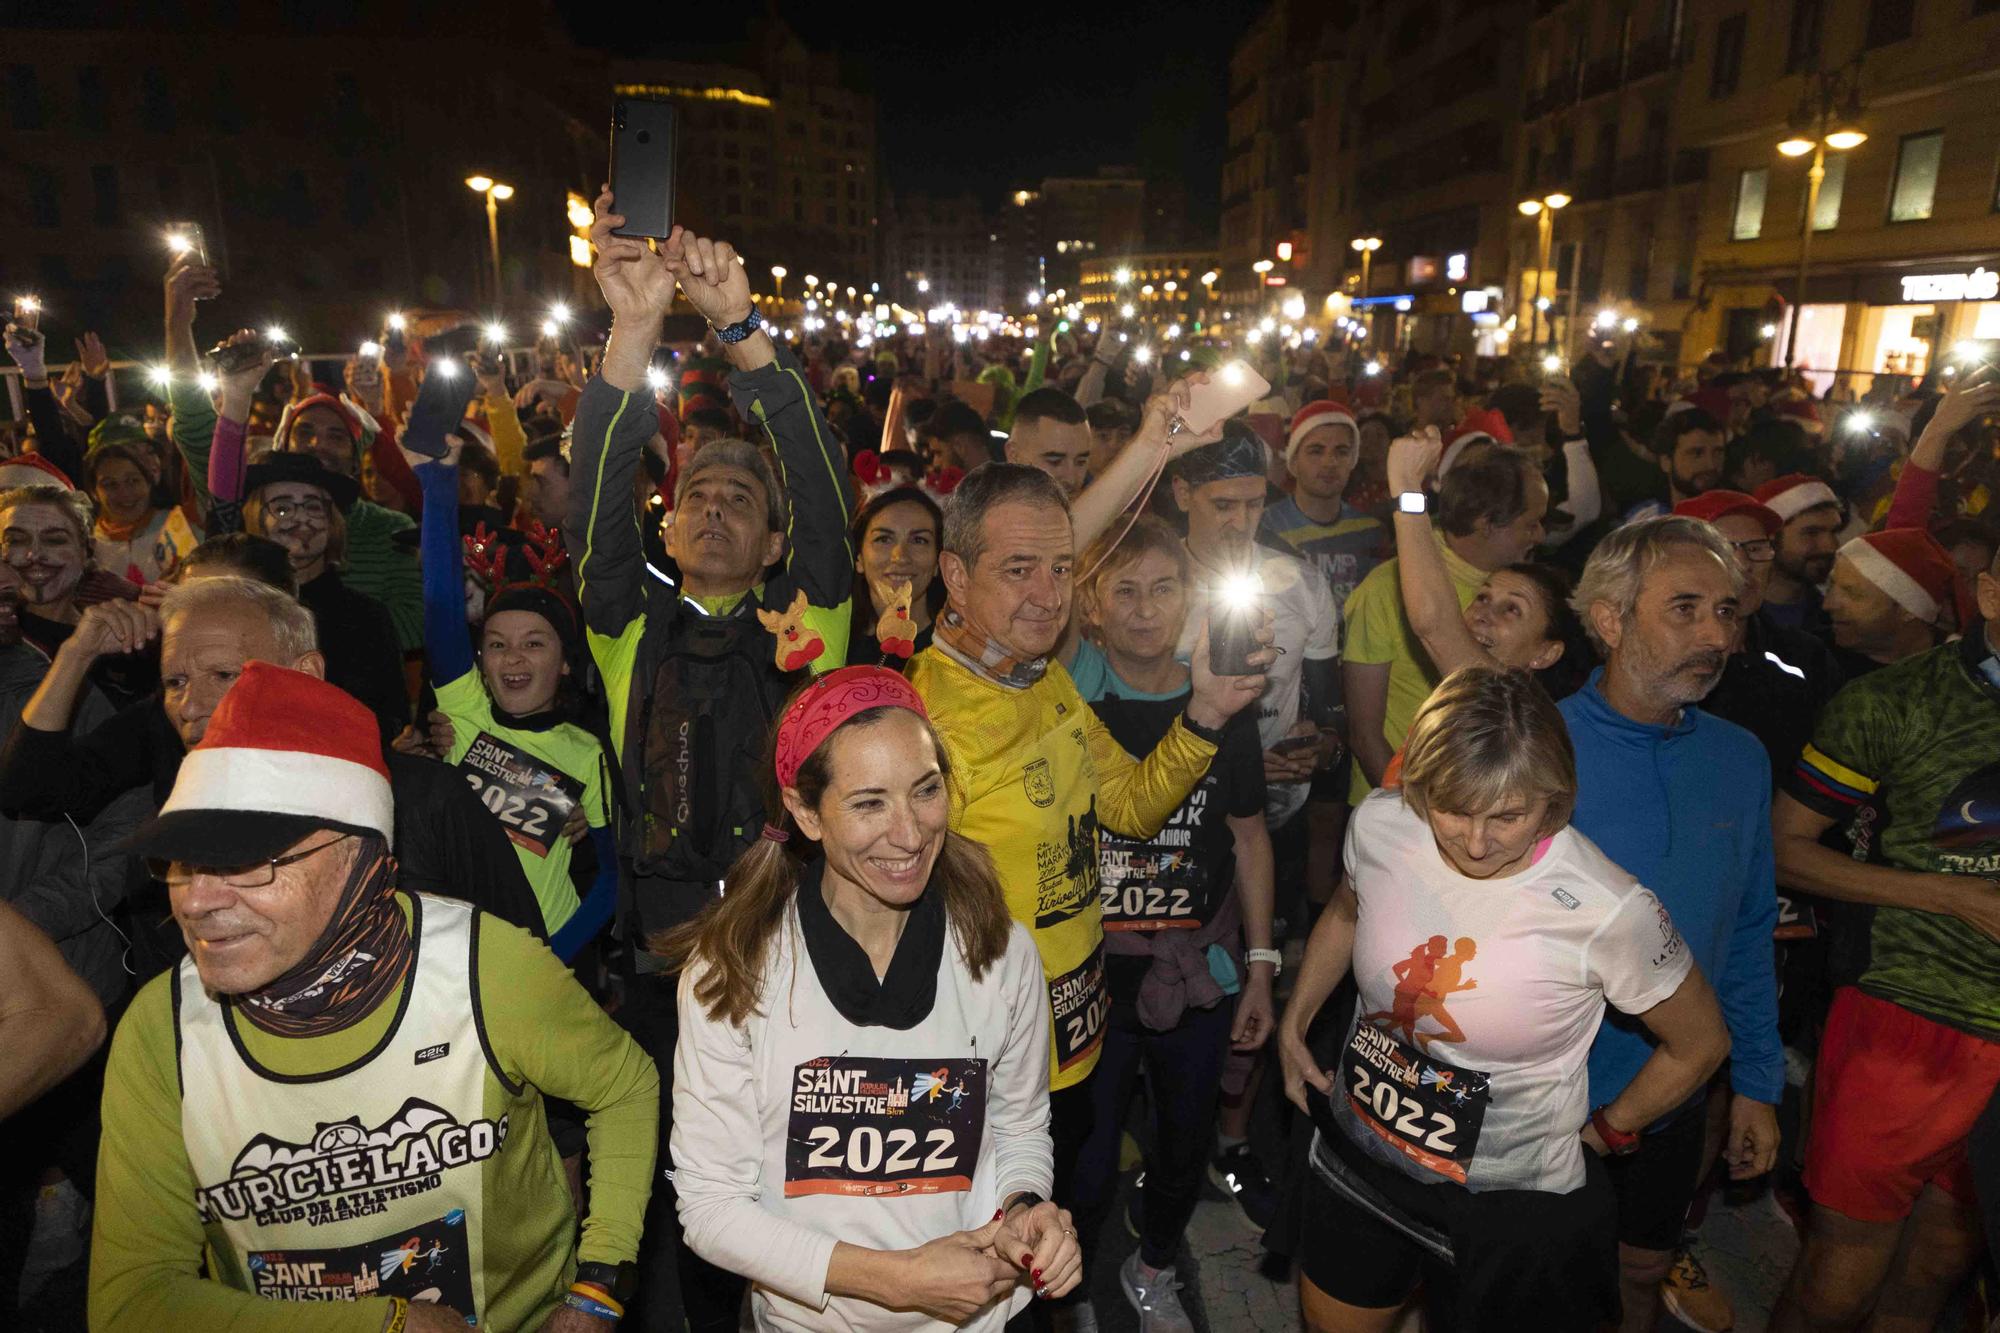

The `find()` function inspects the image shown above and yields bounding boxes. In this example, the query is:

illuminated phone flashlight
[146,365,172,388]
[165,232,193,256]
[1133,345,1153,364]
[1246,328,1263,345]
[358,340,382,359]
[1845,411,1874,435]
[1622,318,1639,333]
[1221,362,1246,385]
[1180,350,1191,362]
[265,325,288,344]
[1120,303,1135,319]
[953,325,969,344]
[485,322,507,345]
[16,295,39,314]
[1220,570,1263,607]
[1542,354,1563,373]
[386,312,407,332]
[540,318,559,338]
[549,303,571,324]
[1364,359,1382,376]
[196,371,219,392]
[645,365,669,391]
[433,357,459,379]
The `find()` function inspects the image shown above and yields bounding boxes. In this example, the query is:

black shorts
[1602,1102,1707,1251]
[1297,1130,1618,1331]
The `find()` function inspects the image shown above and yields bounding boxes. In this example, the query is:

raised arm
[1387,428,1495,677]
[1886,380,2000,530]
[405,437,475,686]
[1068,373,1221,553]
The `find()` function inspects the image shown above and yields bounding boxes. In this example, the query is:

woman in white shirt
[663,665,1081,1331]
[1274,667,1729,1331]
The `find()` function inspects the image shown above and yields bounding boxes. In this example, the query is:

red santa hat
[1838,528,1969,628]
[1674,489,1781,536]
[1287,400,1359,459]
[1440,408,1515,475]
[1754,473,1841,523]
[0,452,75,490]
[121,662,394,865]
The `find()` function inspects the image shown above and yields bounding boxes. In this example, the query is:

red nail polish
[993,1208,1005,1220]
[1021,1254,1033,1266]
[1032,1269,1043,1281]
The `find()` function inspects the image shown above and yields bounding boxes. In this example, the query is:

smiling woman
[659,666,1077,1331]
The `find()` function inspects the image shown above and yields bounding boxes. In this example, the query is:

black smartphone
[610,98,678,240]
[400,326,484,458]
[1209,596,1262,677]
[207,330,298,373]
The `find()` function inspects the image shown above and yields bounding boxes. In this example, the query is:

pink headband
[772,666,931,790]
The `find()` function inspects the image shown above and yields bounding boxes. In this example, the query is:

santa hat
[0,452,74,490]
[121,662,393,865]
[1838,528,1968,628]
[1754,473,1840,524]
[1674,489,1781,536]
[1287,400,1358,459]
[1440,408,1515,475]
[274,393,381,460]
[1771,397,1824,437]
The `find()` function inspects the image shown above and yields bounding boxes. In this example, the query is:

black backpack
[632,603,800,885]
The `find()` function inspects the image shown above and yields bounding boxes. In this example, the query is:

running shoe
[1119,1250,1195,1333]
[1661,1240,1735,1332]
[1207,1142,1277,1230]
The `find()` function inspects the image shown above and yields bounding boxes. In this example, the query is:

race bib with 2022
[784,1056,987,1198]
[1340,1021,1493,1185]
[456,731,584,858]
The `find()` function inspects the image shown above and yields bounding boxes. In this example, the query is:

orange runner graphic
[1364,935,1478,1050]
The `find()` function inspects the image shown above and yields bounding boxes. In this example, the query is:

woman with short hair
[1276,667,1729,1331]
[666,666,1080,1330]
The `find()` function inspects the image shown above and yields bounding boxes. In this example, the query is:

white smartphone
[1179,360,1271,436]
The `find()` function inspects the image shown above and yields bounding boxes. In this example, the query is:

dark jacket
[302,568,410,741]
[1702,609,1846,783]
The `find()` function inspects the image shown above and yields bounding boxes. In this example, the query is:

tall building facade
[614,20,879,300]
[880,192,1003,312]
[1,4,602,353]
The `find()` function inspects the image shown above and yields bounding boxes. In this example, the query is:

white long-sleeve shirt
[674,908,1053,1333]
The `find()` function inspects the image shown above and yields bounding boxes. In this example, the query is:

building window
[1785,0,1823,73]
[142,67,175,132]
[90,164,121,226]
[1864,0,1915,48]
[1710,15,1745,98]
[1889,130,1943,222]
[25,166,59,227]
[77,67,106,130]
[1731,166,1768,239]
[7,65,43,130]
[1810,153,1846,231]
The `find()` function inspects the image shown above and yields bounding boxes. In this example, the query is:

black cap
[118,809,365,868]
[1174,420,1269,487]
[244,452,361,511]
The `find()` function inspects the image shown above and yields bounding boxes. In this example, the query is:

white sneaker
[1120,1250,1195,1333]
[17,1178,90,1304]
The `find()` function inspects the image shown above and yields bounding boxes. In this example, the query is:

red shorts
[1805,987,2000,1223]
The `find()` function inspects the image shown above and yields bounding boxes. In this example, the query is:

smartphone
[1180,360,1272,436]
[12,296,39,333]
[164,223,209,267]
[402,356,481,459]
[1209,595,1263,677]
[207,330,298,373]
[610,98,678,240]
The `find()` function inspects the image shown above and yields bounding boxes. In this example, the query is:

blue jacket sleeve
[549,825,618,962]
[1720,766,1785,1104]
[415,461,475,685]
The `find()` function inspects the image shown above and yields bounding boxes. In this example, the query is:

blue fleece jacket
[1561,670,1784,1112]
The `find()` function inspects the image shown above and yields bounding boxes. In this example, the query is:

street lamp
[466,175,515,307]
[1776,57,1866,370]
[1516,193,1569,349]
[1349,236,1383,299]
[771,265,787,303]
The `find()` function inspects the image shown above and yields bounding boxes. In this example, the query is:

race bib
[784,1056,987,1198]
[1774,892,1818,941]
[1098,837,1208,932]
[456,731,584,857]
[247,1209,475,1315]
[1049,947,1108,1072]
[1341,1022,1492,1185]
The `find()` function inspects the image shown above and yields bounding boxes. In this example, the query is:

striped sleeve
[1785,674,1894,819]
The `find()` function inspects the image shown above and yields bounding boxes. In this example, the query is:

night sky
[562,2,1248,235]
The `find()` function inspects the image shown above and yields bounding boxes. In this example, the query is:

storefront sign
[1900,268,1999,303]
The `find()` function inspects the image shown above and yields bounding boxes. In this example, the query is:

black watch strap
[1004,1191,1045,1216]
[573,1260,637,1302]
[1181,711,1225,745]
[712,311,762,345]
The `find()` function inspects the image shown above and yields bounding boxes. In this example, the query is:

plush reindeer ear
[756,606,784,634]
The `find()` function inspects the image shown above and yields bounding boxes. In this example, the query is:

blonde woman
[1276,668,1728,1331]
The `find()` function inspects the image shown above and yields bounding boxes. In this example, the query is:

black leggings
[1071,996,1234,1273]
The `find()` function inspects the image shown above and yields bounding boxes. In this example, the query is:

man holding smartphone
[570,190,854,1333]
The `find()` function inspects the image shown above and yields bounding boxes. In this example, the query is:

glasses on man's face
[149,833,351,889]
[266,497,330,525]
[1729,537,1776,563]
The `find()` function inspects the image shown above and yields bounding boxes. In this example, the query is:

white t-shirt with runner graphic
[1331,789,1692,1194]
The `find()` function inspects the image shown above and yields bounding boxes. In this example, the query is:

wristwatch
[1396,490,1429,514]
[1590,1107,1641,1156]
[1245,947,1283,975]
[711,311,763,344]
[573,1260,638,1302]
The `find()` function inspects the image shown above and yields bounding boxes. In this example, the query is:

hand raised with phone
[590,188,678,324]
[660,228,754,329]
